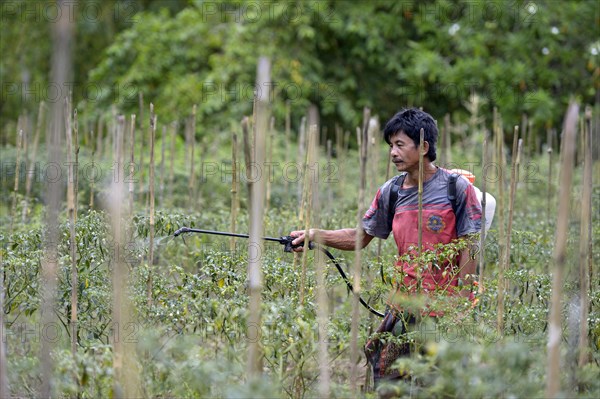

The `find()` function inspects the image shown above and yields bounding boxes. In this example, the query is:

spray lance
[173,227,384,318]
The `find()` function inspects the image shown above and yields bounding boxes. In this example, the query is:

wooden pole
[578,106,592,368]
[66,102,79,368]
[147,104,156,307]
[23,101,45,222]
[230,132,239,252]
[350,107,370,394]
[417,128,425,270]
[41,4,72,394]
[547,127,554,223]
[494,108,506,334]
[545,101,579,398]
[503,127,521,296]
[169,121,177,203]
[138,93,145,206]
[478,137,488,291]
[159,125,166,205]
[188,104,197,209]
[128,115,136,219]
[10,129,23,235]
[247,57,270,378]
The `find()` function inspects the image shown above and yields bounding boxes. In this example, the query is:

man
[290,108,482,385]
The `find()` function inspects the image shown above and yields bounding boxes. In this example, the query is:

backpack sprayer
[173,226,385,318]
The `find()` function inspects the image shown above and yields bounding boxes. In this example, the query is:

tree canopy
[2,0,598,140]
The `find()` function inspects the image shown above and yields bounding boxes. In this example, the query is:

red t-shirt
[363,168,482,303]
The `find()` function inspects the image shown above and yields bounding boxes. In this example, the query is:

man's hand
[289,229,317,252]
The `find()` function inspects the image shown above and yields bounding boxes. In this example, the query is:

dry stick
[147,105,156,307]
[159,125,166,206]
[110,111,142,398]
[10,129,23,235]
[417,128,425,289]
[188,104,197,209]
[284,101,291,197]
[547,127,554,224]
[521,114,529,212]
[265,116,275,214]
[297,116,307,207]
[138,92,145,207]
[73,108,79,222]
[308,126,331,398]
[503,127,521,300]
[96,117,103,161]
[66,103,79,368]
[89,130,95,209]
[241,117,252,201]
[0,240,7,397]
[230,132,239,252]
[247,56,270,378]
[169,121,177,203]
[377,153,392,262]
[350,107,370,394]
[23,102,45,222]
[299,126,317,306]
[546,102,579,398]
[578,107,592,368]
[326,139,333,214]
[443,113,451,166]
[494,109,506,334]
[41,5,72,394]
[478,138,488,292]
[128,115,136,219]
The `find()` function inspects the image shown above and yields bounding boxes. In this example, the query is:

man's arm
[290,228,374,251]
[457,235,479,298]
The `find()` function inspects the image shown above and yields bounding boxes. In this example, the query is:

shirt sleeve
[361,177,397,239]
[454,177,482,237]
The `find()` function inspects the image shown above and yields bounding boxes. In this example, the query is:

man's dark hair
[383,108,438,161]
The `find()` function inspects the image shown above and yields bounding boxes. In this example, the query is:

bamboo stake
[66,104,79,367]
[443,113,451,167]
[96,116,103,161]
[494,109,506,334]
[418,128,425,267]
[159,125,166,205]
[350,107,370,394]
[241,116,252,201]
[309,127,331,398]
[547,127,554,223]
[169,121,177,202]
[0,238,7,399]
[578,106,592,368]
[188,104,197,209]
[138,93,145,205]
[265,116,275,214]
[90,129,95,209]
[297,116,307,207]
[284,101,291,197]
[41,5,72,394]
[147,104,156,307]
[503,127,521,295]
[128,115,136,219]
[73,109,79,222]
[230,132,239,252]
[10,129,23,235]
[326,139,333,214]
[478,138,488,291]
[247,56,270,378]
[377,149,392,265]
[546,101,579,398]
[109,111,142,398]
[299,126,317,305]
[23,102,45,222]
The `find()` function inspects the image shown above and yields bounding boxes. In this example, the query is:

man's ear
[421,141,430,156]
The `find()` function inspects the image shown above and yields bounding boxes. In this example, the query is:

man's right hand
[289,229,317,252]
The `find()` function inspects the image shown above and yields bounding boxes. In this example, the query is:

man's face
[388,131,425,173]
